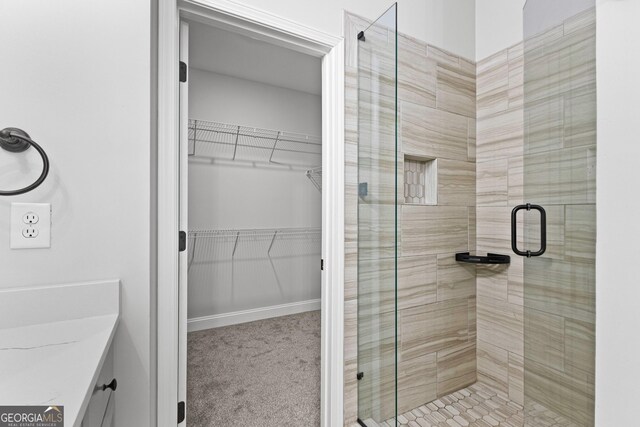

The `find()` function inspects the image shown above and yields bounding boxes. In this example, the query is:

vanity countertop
[0,280,119,427]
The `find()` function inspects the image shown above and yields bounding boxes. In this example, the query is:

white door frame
[157,1,345,426]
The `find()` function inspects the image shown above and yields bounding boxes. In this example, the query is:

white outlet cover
[11,203,51,249]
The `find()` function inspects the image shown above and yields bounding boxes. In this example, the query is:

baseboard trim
[187,299,321,332]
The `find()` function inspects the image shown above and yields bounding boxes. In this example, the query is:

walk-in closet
[183,20,323,426]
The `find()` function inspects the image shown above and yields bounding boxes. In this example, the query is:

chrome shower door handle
[511,203,546,257]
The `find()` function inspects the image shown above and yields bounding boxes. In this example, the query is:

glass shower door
[357,4,398,426]
[520,2,596,426]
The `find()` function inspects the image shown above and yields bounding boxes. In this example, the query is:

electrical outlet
[23,212,39,224]
[11,203,51,249]
[22,227,39,238]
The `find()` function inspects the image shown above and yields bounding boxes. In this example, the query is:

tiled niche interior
[404,156,437,205]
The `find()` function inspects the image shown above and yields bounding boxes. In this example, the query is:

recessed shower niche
[403,155,437,205]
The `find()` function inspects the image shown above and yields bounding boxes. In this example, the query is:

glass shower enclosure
[521,1,596,425]
[354,1,596,426]
[356,4,398,426]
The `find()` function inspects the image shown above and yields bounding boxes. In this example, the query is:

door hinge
[179,231,186,252]
[179,61,187,82]
[177,401,185,423]
[321,259,324,271]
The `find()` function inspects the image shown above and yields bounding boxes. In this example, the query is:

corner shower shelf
[455,252,511,265]
[188,119,321,167]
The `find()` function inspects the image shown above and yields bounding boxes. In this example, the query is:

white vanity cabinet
[0,280,120,427]
[82,345,116,427]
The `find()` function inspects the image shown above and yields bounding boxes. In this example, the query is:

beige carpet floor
[187,310,321,426]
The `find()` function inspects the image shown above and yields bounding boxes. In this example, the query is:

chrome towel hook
[0,127,50,196]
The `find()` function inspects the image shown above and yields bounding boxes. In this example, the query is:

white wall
[595,0,640,424]
[523,0,595,38]
[190,69,321,135]
[0,1,152,426]
[475,0,525,60]
[475,0,594,61]
[188,68,321,318]
[228,0,476,60]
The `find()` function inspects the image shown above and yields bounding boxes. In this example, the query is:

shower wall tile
[398,35,436,108]
[477,49,509,96]
[358,350,395,421]
[524,359,595,427]
[507,155,524,205]
[476,206,513,254]
[344,358,359,424]
[564,317,595,376]
[477,158,508,206]
[477,296,524,356]
[468,207,477,252]
[398,256,438,311]
[476,107,524,161]
[507,44,524,109]
[476,44,526,408]
[436,254,475,301]
[468,118,476,161]
[436,58,476,118]
[507,256,524,306]
[477,340,509,398]
[401,205,470,256]
[564,6,596,36]
[344,297,359,424]
[524,307,566,371]
[427,45,460,67]
[524,258,595,324]
[397,352,438,415]
[437,159,476,206]
[401,101,469,161]
[563,85,597,149]
[565,204,596,263]
[400,299,469,359]
[477,265,508,301]
[508,352,524,406]
[358,255,438,316]
[468,296,477,342]
[525,96,565,155]
[344,242,357,301]
[358,203,396,259]
[436,341,477,396]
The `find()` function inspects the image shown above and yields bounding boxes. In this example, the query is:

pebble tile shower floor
[361,383,579,427]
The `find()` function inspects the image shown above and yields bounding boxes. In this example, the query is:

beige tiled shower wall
[475,40,526,409]
[344,12,477,425]
[476,8,596,426]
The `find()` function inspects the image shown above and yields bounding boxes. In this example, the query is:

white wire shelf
[188,119,322,167]
[187,227,321,272]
